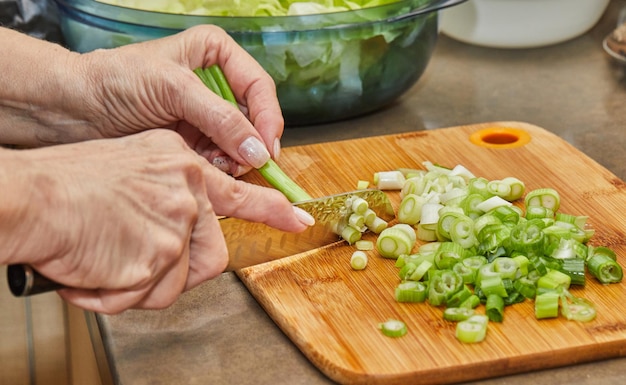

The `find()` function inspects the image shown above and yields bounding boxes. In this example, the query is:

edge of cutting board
[236,121,626,385]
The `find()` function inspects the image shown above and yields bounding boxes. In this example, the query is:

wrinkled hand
[2,25,283,176]
[15,130,309,314]
[81,25,283,176]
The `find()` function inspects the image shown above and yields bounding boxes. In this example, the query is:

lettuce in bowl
[56,0,463,125]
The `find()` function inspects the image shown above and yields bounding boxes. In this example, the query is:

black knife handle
[7,264,66,297]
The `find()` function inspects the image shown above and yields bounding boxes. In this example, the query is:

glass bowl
[54,0,465,126]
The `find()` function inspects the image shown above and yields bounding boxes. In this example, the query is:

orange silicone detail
[469,127,531,149]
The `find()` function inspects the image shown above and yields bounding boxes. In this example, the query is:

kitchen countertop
[90,2,626,384]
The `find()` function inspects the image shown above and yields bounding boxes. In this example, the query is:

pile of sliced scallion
[362,161,622,343]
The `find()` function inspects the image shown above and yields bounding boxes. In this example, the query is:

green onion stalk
[194,65,311,203]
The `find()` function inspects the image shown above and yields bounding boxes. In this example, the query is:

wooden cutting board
[236,121,626,385]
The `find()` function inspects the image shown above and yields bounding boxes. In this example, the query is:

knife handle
[7,264,66,297]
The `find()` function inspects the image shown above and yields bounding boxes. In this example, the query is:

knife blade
[7,189,394,296]
[223,189,394,271]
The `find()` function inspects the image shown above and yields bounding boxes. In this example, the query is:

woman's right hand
[1,129,313,314]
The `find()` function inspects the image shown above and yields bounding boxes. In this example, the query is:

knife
[7,189,394,297]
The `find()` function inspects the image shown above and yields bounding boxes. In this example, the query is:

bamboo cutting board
[236,121,626,385]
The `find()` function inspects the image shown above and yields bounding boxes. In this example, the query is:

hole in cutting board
[469,127,531,149]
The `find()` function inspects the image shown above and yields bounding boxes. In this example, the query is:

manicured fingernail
[293,206,315,227]
[239,136,270,169]
[212,156,231,173]
[273,137,281,160]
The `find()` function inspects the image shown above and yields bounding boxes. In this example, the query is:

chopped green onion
[356,180,370,190]
[348,213,365,230]
[398,262,417,281]
[500,177,526,201]
[446,285,473,308]
[513,276,537,299]
[587,252,623,284]
[493,257,519,280]
[460,294,481,309]
[434,242,468,270]
[587,246,617,262]
[525,188,560,212]
[476,262,499,286]
[453,262,476,284]
[449,215,477,249]
[350,250,368,270]
[428,270,463,306]
[557,257,586,286]
[394,224,417,245]
[512,255,530,276]
[378,161,622,343]
[443,307,475,322]
[462,255,488,270]
[485,294,505,322]
[341,225,362,245]
[416,223,438,242]
[376,225,416,259]
[439,187,468,206]
[473,214,502,235]
[355,240,374,251]
[374,171,406,190]
[395,281,427,303]
[475,196,512,213]
[456,315,488,343]
[479,275,508,298]
[364,210,388,234]
[525,206,554,220]
[560,290,596,322]
[487,180,512,200]
[468,177,492,198]
[510,219,546,257]
[420,202,444,226]
[450,164,476,181]
[535,291,560,319]
[349,197,369,215]
[401,177,427,197]
[537,269,571,291]
[460,193,487,219]
[408,260,433,281]
[436,207,465,240]
[489,205,520,225]
[378,319,407,338]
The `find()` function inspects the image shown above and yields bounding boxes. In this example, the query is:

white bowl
[440,0,610,49]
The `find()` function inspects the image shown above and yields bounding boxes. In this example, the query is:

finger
[176,69,273,170]
[204,165,314,232]
[58,251,190,313]
[185,162,229,290]
[130,244,191,309]
[184,25,284,156]
[58,287,152,315]
[219,61,284,160]
[174,26,282,160]
[177,131,252,177]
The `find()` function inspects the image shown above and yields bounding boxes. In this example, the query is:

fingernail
[211,156,231,173]
[293,206,315,227]
[273,137,281,160]
[233,164,252,177]
[239,136,270,169]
